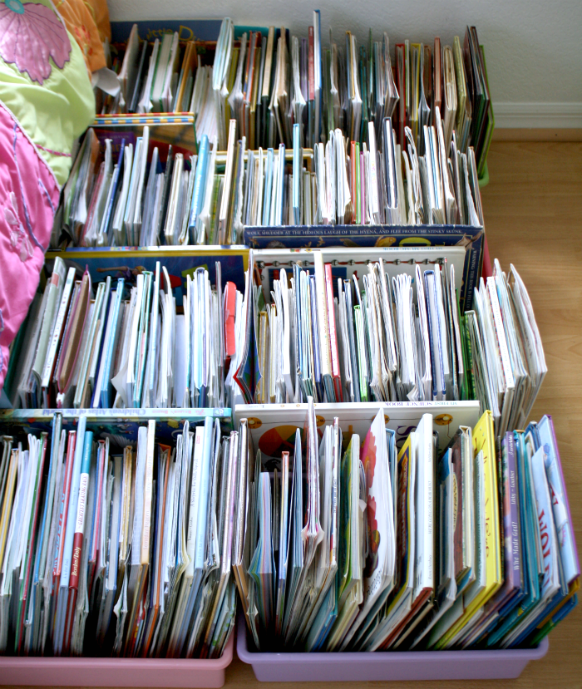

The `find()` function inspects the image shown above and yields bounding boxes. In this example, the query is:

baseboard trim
[494,102,582,129]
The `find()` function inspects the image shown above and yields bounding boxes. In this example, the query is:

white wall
[108,0,582,127]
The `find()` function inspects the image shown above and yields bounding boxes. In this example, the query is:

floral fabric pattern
[4,190,32,261]
[0,0,71,84]
[55,0,110,73]
[0,102,60,391]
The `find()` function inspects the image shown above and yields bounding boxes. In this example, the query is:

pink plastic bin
[0,632,234,688]
[236,616,549,683]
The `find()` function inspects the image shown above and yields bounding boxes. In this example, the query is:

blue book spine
[101,278,125,409]
[78,430,93,483]
[188,134,209,237]
[194,417,214,569]
[101,139,125,240]
[28,419,60,636]
[91,289,112,409]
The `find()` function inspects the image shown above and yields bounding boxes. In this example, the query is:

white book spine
[41,268,75,389]
[314,252,332,378]
[486,278,515,390]
[186,426,204,575]
[141,420,156,565]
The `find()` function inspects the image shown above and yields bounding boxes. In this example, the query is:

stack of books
[3,258,243,411]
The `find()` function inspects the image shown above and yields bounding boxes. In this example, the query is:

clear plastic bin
[236,615,549,683]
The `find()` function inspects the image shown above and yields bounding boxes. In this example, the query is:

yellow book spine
[473,410,502,592]
[0,451,18,567]
[437,411,502,647]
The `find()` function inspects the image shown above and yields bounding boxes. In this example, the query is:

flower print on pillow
[4,190,32,261]
[0,0,71,84]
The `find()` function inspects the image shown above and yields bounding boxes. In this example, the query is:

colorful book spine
[189,134,210,237]
[64,430,93,649]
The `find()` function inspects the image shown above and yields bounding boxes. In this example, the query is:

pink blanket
[0,102,59,390]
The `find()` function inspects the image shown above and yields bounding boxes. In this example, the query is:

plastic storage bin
[0,631,234,688]
[236,616,549,683]
[0,411,235,688]
[234,386,549,684]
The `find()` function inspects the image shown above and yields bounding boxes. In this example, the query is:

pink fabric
[0,102,59,390]
[0,1,72,85]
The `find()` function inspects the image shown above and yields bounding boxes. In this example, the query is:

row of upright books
[52,113,483,249]
[1,240,576,662]
[100,16,493,176]
[234,403,579,653]
[0,247,546,446]
[0,400,578,659]
[50,17,491,250]
[0,414,234,658]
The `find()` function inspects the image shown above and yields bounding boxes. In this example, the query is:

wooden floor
[5,140,582,689]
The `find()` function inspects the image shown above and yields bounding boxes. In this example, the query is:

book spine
[308,26,315,102]
[243,32,254,106]
[355,142,361,224]
[314,253,332,379]
[42,269,75,389]
[425,418,434,587]
[186,426,204,565]
[350,141,357,224]
[194,418,214,568]
[58,269,91,396]
[189,135,209,231]
[486,278,515,389]
[433,37,442,116]
[224,282,237,358]
[0,451,17,569]
[360,151,366,224]
[53,431,77,580]
[63,432,91,651]
[325,263,342,401]
[60,418,88,589]
[544,415,580,581]
[69,432,93,592]
[141,420,156,564]
[504,432,521,590]
[87,440,105,596]
[16,434,49,651]
[118,446,133,565]
[477,411,500,590]
[450,436,464,578]
[102,279,125,404]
